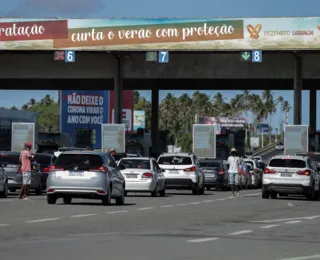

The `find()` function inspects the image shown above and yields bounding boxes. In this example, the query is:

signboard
[133,110,146,131]
[193,124,216,158]
[101,124,125,153]
[11,123,35,152]
[252,50,262,62]
[60,90,109,149]
[1,18,320,50]
[284,125,308,155]
[256,124,270,134]
[250,137,260,148]
[112,109,132,131]
[198,117,248,134]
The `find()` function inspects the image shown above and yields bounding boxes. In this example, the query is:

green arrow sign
[240,51,251,61]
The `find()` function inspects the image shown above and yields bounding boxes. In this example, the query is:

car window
[119,159,151,169]
[54,154,103,169]
[245,161,254,169]
[269,159,306,168]
[0,154,20,164]
[34,155,51,165]
[199,161,221,168]
[158,156,192,165]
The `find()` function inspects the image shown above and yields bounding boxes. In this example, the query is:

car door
[153,160,164,188]
[106,154,122,196]
[0,165,4,190]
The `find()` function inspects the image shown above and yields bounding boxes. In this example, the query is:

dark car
[0,161,8,198]
[34,153,55,189]
[199,159,229,190]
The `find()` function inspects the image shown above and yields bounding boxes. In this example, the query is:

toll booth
[38,132,72,153]
[125,131,151,156]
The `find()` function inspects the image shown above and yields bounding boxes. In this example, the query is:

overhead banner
[284,125,309,155]
[1,17,320,50]
[60,90,109,149]
[193,124,216,158]
[11,122,35,152]
[198,116,248,134]
[101,124,125,153]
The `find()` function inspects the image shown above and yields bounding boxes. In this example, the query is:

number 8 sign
[252,50,262,63]
[65,50,75,63]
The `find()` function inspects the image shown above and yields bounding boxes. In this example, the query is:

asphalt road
[1,189,320,260]
[261,149,284,163]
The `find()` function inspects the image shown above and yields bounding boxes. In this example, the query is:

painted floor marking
[260,224,280,229]
[279,254,320,260]
[228,230,253,236]
[25,218,61,223]
[284,220,302,224]
[250,215,320,223]
[70,214,98,218]
[136,207,154,211]
[68,232,117,237]
[189,202,201,205]
[0,224,9,227]
[160,205,174,208]
[176,204,187,206]
[186,237,220,243]
[106,210,128,214]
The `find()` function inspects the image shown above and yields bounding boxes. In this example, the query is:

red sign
[109,90,134,132]
[0,20,68,41]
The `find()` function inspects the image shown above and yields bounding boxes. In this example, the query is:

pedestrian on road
[19,142,34,200]
[107,148,116,161]
[227,148,241,197]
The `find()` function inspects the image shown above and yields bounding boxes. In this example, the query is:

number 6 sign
[65,50,76,63]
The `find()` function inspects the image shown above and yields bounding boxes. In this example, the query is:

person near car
[107,148,116,161]
[19,142,34,200]
[227,148,242,197]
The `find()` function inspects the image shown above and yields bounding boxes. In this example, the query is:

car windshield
[245,161,254,169]
[0,154,20,164]
[119,159,150,169]
[158,156,192,165]
[200,161,221,168]
[269,159,306,168]
[34,155,51,165]
[54,154,103,169]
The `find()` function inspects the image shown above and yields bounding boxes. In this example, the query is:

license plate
[281,172,292,177]
[169,170,179,174]
[68,171,84,177]
[126,174,138,178]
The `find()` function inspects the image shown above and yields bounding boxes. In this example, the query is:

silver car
[118,157,166,197]
[0,162,8,198]
[46,151,125,205]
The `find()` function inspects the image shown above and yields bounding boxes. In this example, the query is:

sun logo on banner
[317,26,320,32]
[246,24,262,39]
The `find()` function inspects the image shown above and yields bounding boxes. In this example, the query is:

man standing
[227,148,241,197]
[107,148,116,161]
[19,142,33,200]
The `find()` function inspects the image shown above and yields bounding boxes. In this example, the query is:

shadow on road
[56,202,137,206]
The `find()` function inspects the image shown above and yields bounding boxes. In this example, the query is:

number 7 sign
[158,51,169,63]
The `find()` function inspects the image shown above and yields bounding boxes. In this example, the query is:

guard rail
[253,139,283,156]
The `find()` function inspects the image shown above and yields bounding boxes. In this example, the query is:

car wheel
[116,187,125,205]
[192,183,200,195]
[306,184,317,201]
[35,181,42,195]
[47,194,57,204]
[151,187,158,197]
[262,186,270,199]
[0,182,8,198]
[159,184,166,197]
[63,197,72,204]
[102,187,112,205]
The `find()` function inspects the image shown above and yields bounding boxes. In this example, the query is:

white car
[157,153,205,195]
[118,157,166,197]
[275,142,284,151]
[252,156,262,162]
[262,155,320,200]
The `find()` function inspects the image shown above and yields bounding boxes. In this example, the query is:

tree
[133,91,152,131]
[262,90,277,144]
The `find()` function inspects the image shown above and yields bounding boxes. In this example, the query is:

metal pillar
[151,87,159,157]
[293,53,302,125]
[113,55,123,124]
[310,89,317,134]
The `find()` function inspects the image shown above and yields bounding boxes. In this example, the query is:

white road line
[0,199,14,202]
[285,220,302,224]
[260,224,280,229]
[203,200,214,203]
[160,205,174,208]
[136,207,154,211]
[25,218,61,223]
[241,192,261,197]
[189,202,201,205]
[70,214,98,218]
[228,230,253,236]
[176,204,187,206]
[106,210,128,214]
[279,254,320,260]
[0,224,9,227]
[68,232,117,237]
[216,198,226,201]
[250,215,320,223]
[186,237,220,243]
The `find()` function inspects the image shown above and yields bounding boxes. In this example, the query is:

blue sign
[158,51,169,63]
[252,50,262,63]
[65,50,75,62]
[60,90,109,149]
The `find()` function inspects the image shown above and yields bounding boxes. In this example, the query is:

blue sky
[0,0,319,130]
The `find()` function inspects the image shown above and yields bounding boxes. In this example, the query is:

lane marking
[250,215,320,223]
[0,224,9,227]
[285,220,302,224]
[68,232,117,237]
[70,214,98,218]
[189,202,201,205]
[241,192,260,197]
[203,200,214,203]
[186,237,220,243]
[216,198,226,201]
[0,199,14,202]
[176,204,187,206]
[25,218,61,223]
[106,210,128,214]
[279,254,320,260]
[260,224,280,229]
[160,205,174,208]
[136,207,154,211]
[228,230,253,236]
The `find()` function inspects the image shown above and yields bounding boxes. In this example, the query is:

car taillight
[296,170,310,176]
[264,168,276,174]
[142,172,153,178]
[250,171,255,176]
[47,188,55,193]
[43,167,50,173]
[18,168,22,173]
[184,166,196,172]
[218,169,225,175]
[89,166,108,172]
[49,165,64,171]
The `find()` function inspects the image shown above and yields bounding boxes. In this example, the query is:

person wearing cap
[107,148,116,161]
[227,148,242,197]
[19,142,34,200]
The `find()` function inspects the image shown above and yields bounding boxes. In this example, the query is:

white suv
[262,155,320,200]
[157,153,205,195]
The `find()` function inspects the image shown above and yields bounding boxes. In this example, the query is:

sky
[0,0,319,130]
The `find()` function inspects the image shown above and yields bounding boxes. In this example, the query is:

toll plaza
[0,17,319,155]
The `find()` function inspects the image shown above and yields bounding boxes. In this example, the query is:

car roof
[0,151,20,155]
[120,157,153,160]
[59,150,104,155]
[271,155,307,160]
[199,158,223,162]
[159,153,193,157]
